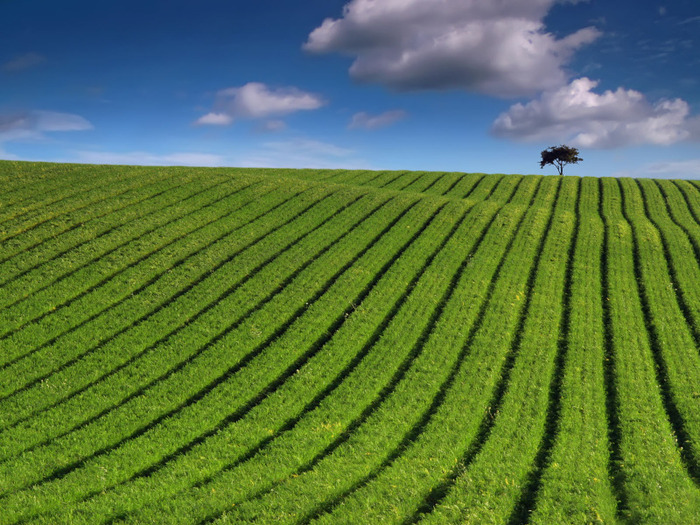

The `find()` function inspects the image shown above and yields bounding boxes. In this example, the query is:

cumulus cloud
[348,110,407,130]
[0,110,93,142]
[304,0,600,97]
[73,151,225,167]
[492,77,699,148]
[2,52,46,72]
[195,82,325,126]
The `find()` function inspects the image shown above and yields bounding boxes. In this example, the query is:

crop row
[114,176,545,523]
[0,164,164,227]
[527,177,619,523]
[0,183,441,522]
[0,167,199,266]
[0,175,302,383]
[597,177,699,523]
[60,193,479,524]
[0,173,524,520]
[276,168,497,201]
[2,163,699,523]
[0,182,369,444]
[528,177,700,524]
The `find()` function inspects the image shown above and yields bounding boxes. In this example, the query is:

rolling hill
[0,161,699,524]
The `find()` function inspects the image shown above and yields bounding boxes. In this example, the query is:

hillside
[0,161,699,524]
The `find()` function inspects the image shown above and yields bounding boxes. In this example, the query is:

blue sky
[1,0,699,178]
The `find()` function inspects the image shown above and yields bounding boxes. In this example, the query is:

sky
[1,0,699,178]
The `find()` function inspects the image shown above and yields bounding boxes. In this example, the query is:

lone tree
[539,144,582,176]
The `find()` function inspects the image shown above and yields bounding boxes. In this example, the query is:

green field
[0,161,699,524]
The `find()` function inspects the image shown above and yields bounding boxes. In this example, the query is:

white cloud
[73,151,225,167]
[349,110,407,130]
[304,0,600,97]
[237,138,369,169]
[195,82,325,126]
[194,112,233,126]
[0,110,93,142]
[2,52,46,72]
[492,77,699,148]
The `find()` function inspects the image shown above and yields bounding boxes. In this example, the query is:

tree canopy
[540,145,582,176]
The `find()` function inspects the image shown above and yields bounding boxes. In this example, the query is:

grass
[0,161,699,524]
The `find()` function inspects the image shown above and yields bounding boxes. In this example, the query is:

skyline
[1,0,699,178]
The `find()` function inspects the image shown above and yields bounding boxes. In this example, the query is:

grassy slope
[0,161,698,525]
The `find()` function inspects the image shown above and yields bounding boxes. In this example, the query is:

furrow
[639,179,700,348]
[0,166,184,256]
[184,177,542,525]
[507,178,581,524]
[121,179,531,524]
[128,202,450,483]
[296,178,549,525]
[599,177,630,519]
[597,177,699,523]
[438,173,469,196]
[0,185,347,440]
[0,180,295,375]
[419,172,456,197]
[369,178,560,525]
[527,177,620,525]
[0,193,428,522]
[408,172,447,194]
[446,173,491,199]
[0,181,292,398]
[0,165,151,228]
[377,171,410,189]
[0,177,264,351]
[393,171,427,191]
[0,177,262,367]
[653,179,700,349]
[0,173,232,307]
[672,180,700,228]
[456,173,486,199]
[67,200,467,524]
[338,170,387,187]
[619,178,700,482]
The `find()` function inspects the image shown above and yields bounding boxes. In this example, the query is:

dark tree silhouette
[539,145,582,176]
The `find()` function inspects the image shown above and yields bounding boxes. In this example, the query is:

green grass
[0,161,699,524]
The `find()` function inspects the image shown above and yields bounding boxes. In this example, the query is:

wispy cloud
[2,52,46,72]
[679,16,700,25]
[0,110,93,142]
[237,138,369,169]
[73,151,225,167]
[348,110,407,130]
[642,159,700,178]
[254,120,287,133]
[0,146,20,160]
[194,82,325,126]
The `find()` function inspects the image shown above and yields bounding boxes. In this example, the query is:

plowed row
[0,161,698,524]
